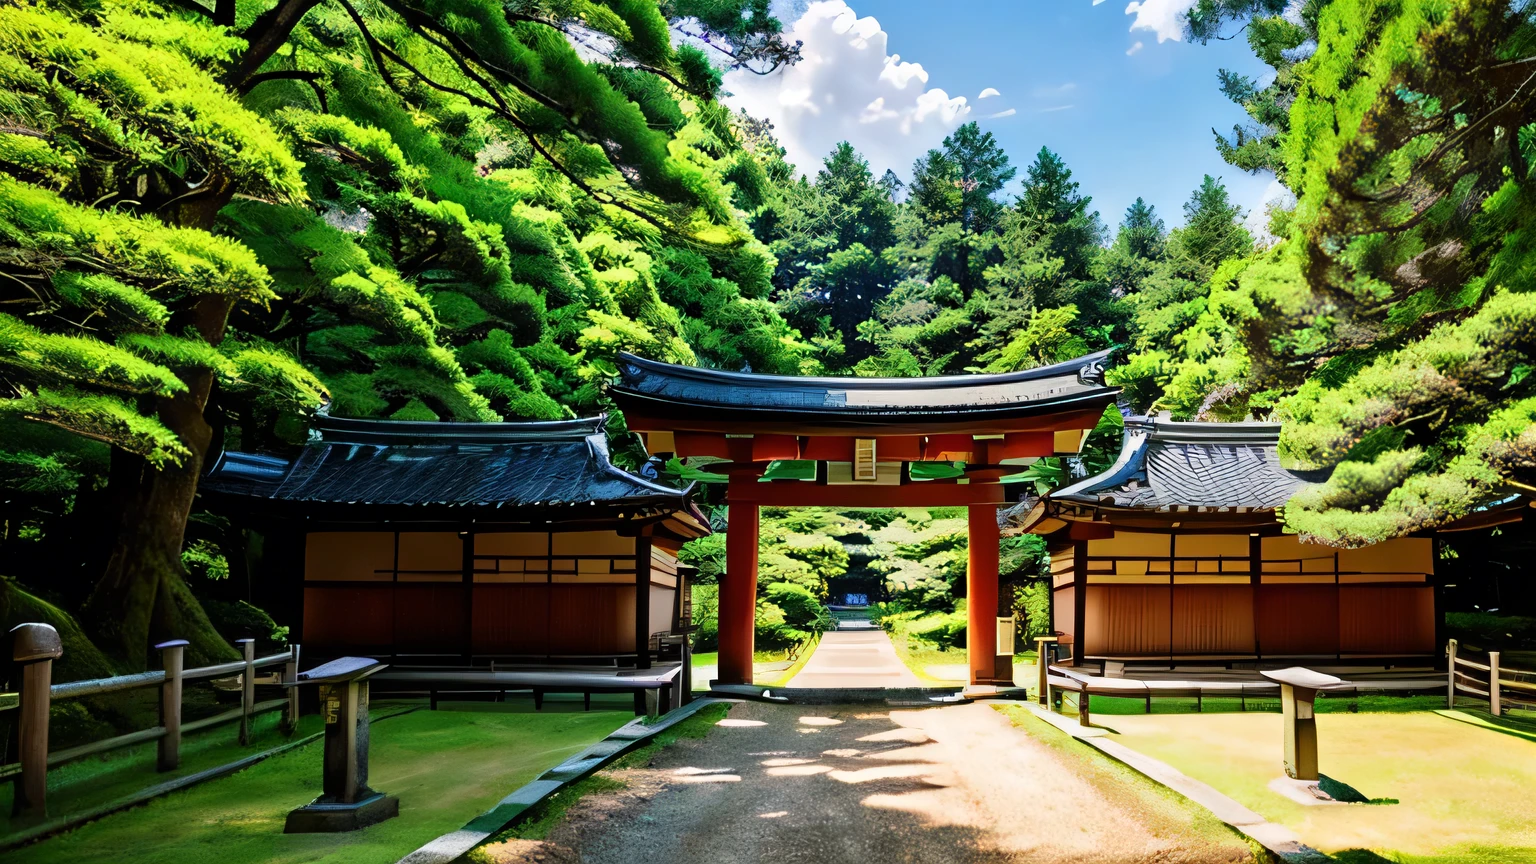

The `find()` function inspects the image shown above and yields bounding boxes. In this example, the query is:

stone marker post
[1260,667,1343,781]
[11,622,62,821]
[284,656,399,833]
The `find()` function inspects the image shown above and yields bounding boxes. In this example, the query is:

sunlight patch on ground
[829,763,941,784]
[716,718,767,727]
[798,716,843,726]
[766,763,834,777]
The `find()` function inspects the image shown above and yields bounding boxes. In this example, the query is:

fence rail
[4,623,302,820]
[1447,638,1534,717]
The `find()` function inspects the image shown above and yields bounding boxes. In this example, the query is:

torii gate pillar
[968,504,1003,687]
[719,498,759,685]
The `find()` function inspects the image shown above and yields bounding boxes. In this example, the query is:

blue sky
[722,1,1279,234]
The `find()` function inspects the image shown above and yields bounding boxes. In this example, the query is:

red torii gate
[612,350,1119,687]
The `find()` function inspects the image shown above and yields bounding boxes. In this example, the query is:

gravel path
[785,629,921,688]
[475,701,1256,864]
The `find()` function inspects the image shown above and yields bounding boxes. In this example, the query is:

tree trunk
[85,314,236,668]
[84,154,244,669]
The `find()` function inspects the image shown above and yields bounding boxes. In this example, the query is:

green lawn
[8,700,630,864]
[1103,709,1536,862]
[688,642,818,688]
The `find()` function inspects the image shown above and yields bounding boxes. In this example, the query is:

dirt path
[786,629,922,688]
[475,701,1255,864]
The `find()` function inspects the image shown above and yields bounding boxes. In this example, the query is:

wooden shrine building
[612,350,1121,687]
[1006,417,1439,664]
[201,415,709,666]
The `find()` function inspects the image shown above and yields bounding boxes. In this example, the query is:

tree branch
[332,0,675,234]
[227,0,323,91]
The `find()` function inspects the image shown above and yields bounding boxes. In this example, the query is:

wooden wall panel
[548,585,633,654]
[304,585,393,650]
[1257,585,1339,656]
[471,584,550,654]
[1340,585,1435,654]
[1053,585,1075,646]
[305,532,393,581]
[1085,585,1171,656]
[393,583,466,653]
[1172,585,1255,655]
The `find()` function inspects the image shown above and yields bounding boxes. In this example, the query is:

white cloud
[1126,40,1144,55]
[1124,0,1196,43]
[722,1,974,179]
[1038,105,1075,113]
[986,108,1017,119]
[1246,178,1296,248]
[1094,0,1109,5]
[978,87,1001,99]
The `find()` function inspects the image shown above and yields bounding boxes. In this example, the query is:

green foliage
[1127,0,1536,546]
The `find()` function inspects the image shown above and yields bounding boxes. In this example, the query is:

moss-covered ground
[7,699,631,864]
[1101,708,1536,862]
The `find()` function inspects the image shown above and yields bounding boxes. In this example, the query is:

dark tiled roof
[202,414,692,510]
[611,350,1119,427]
[1051,418,1324,511]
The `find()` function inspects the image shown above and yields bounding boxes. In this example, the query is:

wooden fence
[4,623,301,820]
[1447,638,1536,717]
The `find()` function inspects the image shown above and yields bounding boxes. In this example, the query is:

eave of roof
[200,414,703,527]
[1009,417,1322,534]
[611,350,1118,421]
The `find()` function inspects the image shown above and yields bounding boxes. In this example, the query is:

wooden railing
[1447,638,1536,717]
[3,623,301,820]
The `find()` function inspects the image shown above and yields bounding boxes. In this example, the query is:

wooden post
[719,498,759,685]
[1446,639,1458,708]
[1077,690,1091,728]
[1249,533,1263,658]
[285,643,302,732]
[157,639,188,771]
[10,623,62,821]
[238,638,256,745]
[966,504,1000,686]
[635,533,653,670]
[1490,650,1502,717]
[1072,540,1088,664]
[1035,637,1056,706]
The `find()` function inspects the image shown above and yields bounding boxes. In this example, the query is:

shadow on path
[476,701,1256,864]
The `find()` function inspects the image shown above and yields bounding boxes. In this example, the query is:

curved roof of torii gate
[612,349,1120,436]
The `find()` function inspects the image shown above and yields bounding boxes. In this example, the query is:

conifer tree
[0,0,810,669]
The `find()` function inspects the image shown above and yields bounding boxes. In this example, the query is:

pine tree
[0,0,812,669]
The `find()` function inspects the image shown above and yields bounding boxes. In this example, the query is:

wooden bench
[374,665,685,716]
[1047,664,1286,726]
[1048,666,1150,727]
